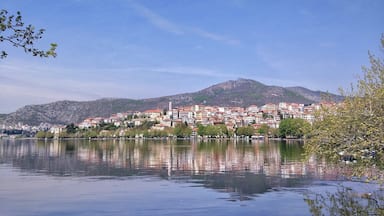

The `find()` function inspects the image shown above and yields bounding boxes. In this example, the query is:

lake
[0,139,382,216]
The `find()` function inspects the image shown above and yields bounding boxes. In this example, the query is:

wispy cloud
[78,65,238,78]
[0,57,244,112]
[130,2,184,35]
[190,27,240,46]
[0,60,237,99]
[254,45,348,93]
[130,1,240,46]
[144,66,237,78]
[0,62,124,102]
[255,46,293,74]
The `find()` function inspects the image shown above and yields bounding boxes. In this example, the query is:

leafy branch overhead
[0,9,57,59]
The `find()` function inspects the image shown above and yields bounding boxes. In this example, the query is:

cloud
[83,65,238,79]
[255,47,293,74]
[144,66,237,78]
[190,27,240,46]
[0,60,238,106]
[130,1,240,46]
[253,45,349,93]
[130,2,184,35]
[0,62,124,103]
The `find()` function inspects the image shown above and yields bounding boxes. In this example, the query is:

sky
[0,0,383,113]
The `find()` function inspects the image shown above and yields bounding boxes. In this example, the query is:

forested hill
[1,79,342,126]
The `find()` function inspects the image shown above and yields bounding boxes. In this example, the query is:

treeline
[35,118,311,140]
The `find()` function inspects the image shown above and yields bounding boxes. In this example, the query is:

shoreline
[1,136,305,142]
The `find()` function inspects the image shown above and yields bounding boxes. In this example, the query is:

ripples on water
[0,139,382,216]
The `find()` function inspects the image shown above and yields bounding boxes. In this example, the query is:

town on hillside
[1,101,337,138]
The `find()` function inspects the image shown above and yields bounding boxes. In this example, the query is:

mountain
[285,86,343,102]
[1,79,342,126]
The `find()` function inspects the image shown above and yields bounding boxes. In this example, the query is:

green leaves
[197,124,228,137]
[279,118,310,139]
[173,123,192,138]
[305,35,384,179]
[257,124,270,135]
[236,126,255,137]
[0,9,57,59]
[35,130,54,139]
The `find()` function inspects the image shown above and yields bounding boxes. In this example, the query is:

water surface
[0,139,381,215]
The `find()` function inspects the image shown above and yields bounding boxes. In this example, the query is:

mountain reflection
[0,139,334,200]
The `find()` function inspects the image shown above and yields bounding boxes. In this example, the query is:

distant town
[0,101,336,139]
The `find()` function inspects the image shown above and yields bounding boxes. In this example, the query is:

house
[78,117,103,129]
[143,109,163,120]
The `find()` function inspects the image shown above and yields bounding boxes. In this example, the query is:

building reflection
[0,139,341,200]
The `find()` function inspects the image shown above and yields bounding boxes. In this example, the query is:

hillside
[285,86,344,102]
[1,79,342,126]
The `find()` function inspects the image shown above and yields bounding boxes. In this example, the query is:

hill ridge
[1,79,342,126]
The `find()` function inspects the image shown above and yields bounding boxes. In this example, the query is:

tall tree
[0,9,57,59]
[305,35,384,178]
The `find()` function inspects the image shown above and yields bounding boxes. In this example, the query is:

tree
[84,129,98,138]
[35,130,54,139]
[305,35,384,178]
[0,9,57,59]
[236,126,255,137]
[35,131,46,139]
[65,123,77,134]
[197,124,206,136]
[197,124,229,138]
[278,118,311,138]
[99,122,118,131]
[257,124,270,135]
[137,120,155,130]
[173,123,192,138]
[45,131,54,139]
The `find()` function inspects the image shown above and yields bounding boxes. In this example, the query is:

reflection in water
[305,184,384,215]
[0,139,341,200]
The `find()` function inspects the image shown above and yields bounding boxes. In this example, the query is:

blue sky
[0,0,383,113]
